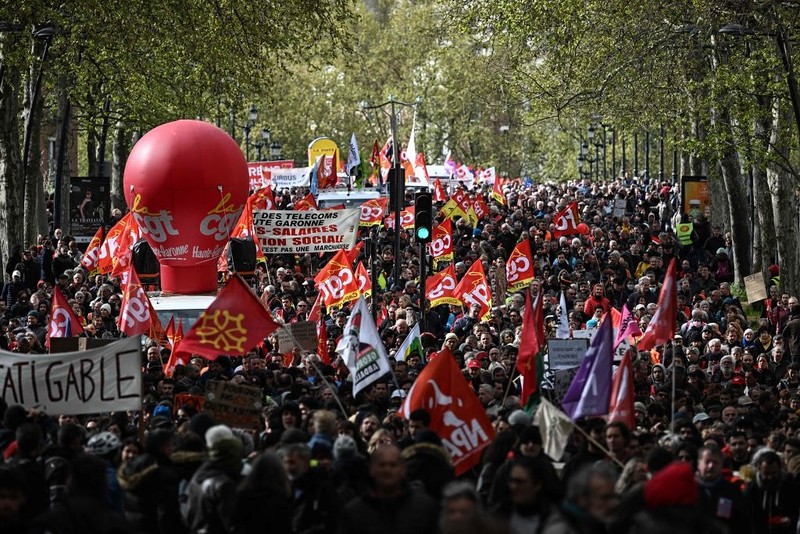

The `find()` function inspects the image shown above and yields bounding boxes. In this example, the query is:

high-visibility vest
[676,222,693,246]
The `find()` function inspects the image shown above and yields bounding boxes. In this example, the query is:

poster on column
[253,209,360,254]
[681,176,711,219]
[0,336,142,415]
[70,176,111,244]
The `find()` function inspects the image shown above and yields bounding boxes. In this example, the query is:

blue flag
[561,317,613,421]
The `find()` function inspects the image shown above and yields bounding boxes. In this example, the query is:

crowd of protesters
[1,175,800,534]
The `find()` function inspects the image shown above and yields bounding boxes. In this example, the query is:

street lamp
[242,105,258,161]
[270,140,282,160]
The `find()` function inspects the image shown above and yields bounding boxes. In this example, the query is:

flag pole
[670,349,676,433]
[572,422,625,469]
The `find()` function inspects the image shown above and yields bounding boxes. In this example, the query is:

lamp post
[499,124,510,172]
[621,134,627,179]
[242,105,257,161]
[610,127,616,179]
[659,124,665,182]
[644,130,651,180]
[633,132,639,178]
[360,96,420,285]
[270,140,282,161]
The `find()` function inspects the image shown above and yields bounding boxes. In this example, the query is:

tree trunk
[54,74,72,235]
[0,57,25,277]
[752,101,777,277]
[767,100,800,297]
[110,120,126,212]
[23,43,45,245]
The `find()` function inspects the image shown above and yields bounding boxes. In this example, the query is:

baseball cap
[692,412,710,423]
[738,395,754,406]
[391,390,406,399]
[12,270,21,278]
[731,375,746,386]
[467,359,482,369]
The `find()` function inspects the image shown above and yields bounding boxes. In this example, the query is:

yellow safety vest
[676,223,693,246]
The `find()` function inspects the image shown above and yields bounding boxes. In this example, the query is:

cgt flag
[47,285,85,347]
[433,178,447,202]
[118,265,152,337]
[426,265,461,307]
[608,347,636,429]
[314,249,360,309]
[427,219,454,266]
[355,261,372,300]
[506,240,535,293]
[174,275,281,360]
[552,201,581,237]
[452,260,491,321]
[336,296,392,398]
[401,345,495,476]
[80,226,104,273]
[561,316,613,421]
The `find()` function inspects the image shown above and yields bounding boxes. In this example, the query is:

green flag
[395,323,425,363]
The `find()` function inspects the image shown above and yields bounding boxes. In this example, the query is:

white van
[149,293,216,331]
[316,189,382,209]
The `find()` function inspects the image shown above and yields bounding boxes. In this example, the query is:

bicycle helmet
[86,431,121,457]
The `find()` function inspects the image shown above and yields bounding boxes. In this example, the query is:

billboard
[70,176,111,243]
[681,175,711,219]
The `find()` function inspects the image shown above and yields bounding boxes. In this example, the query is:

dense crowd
[1,175,799,534]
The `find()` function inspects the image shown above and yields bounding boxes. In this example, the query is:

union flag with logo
[401,346,495,475]
[47,285,85,348]
[294,193,318,211]
[359,197,389,227]
[433,178,447,203]
[98,213,136,275]
[552,201,581,237]
[473,197,489,221]
[249,187,276,210]
[427,219,454,266]
[492,175,506,205]
[506,240,535,293]
[314,249,360,309]
[385,207,415,230]
[355,261,372,299]
[118,265,152,337]
[172,275,280,360]
[425,265,460,307]
[80,226,104,274]
[452,189,472,215]
[452,260,492,321]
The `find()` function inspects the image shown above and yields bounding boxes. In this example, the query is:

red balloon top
[123,120,248,294]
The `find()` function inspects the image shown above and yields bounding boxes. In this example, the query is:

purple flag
[561,317,613,421]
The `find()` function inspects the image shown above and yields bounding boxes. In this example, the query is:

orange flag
[355,261,372,299]
[314,249,360,309]
[118,265,152,337]
[80,226,104,273]
[491,175,506,205]
[110,216,142,278]
[98,213,134,274]
[172,276,280,360]
[506,240,535,293]
[452,260,492,321]
[47,285,85,347]
[608,347,636,429]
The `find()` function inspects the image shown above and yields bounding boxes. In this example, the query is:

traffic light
[388,167,405,212]
[415,190,433,242]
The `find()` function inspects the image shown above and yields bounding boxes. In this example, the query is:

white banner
[253,209,360,254]
[0,336,142,415]
[265,167,312,190]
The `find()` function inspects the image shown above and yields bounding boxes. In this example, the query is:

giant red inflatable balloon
[576,223,590,235]
[124,120,248,294]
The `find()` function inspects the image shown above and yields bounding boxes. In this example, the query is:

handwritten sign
[547,339,589,370]
[276,321,318,352]
[744,272,767,303]
[0,336,142,415]
[204,380,262,429]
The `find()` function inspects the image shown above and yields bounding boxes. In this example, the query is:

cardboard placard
[276,321,318,352]
[613,199,627,218]
[547,338,589,370]
[204,380,262,429]
[744,272,767,303]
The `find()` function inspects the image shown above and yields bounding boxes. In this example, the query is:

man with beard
[744,450,800,534]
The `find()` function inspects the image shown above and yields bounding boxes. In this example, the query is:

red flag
[415,152,430,183]
[80,226,104,273]
[249,186,276,210]
[345,241,364,266]
[637,259,677,351]
[491,175,506,205]
[552,201,581,237]
[385,207,415,230]
[47,286,85,347]
[473,197,489,221]
[359,197,389,227]
[355,261,372,299]
[401,347,495,476]
[163,342,188,378]
[452,189,472,215]
[608,347,636,429]
[307,293,322,324]
[506,240,535,293]
[317,318,329,365]
[614,304,642,349]
[176,318,185,344]
[294,193,318,211]
[452,260,492,321]
[165,315,176,346]
[369,140,380,167]
[314,249,360,309]
[110,216,142,278]
[118,265,152,337]
[98,213,135,274]
[427,219,453,265]
[517,291,546,410]
[426,265,461,307]
[318,154,339,189]
[173,276,281,360]
[433,178,447,203]
[148,299,169,348]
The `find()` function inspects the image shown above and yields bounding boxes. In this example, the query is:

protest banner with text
[253,209,359,254]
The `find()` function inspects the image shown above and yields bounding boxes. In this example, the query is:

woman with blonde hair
[366,428,395,455]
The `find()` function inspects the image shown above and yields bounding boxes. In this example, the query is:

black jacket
[117,453,186,534]
[336,485,439,534]
[183,460,240,534]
